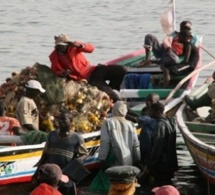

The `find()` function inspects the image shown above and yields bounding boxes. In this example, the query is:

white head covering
[25,80,46,93]
[112,101,127,117]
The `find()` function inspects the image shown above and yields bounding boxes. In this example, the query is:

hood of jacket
[112,101,128,117]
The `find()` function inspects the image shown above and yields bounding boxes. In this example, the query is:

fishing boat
[176,81,215,186]
[0,43,202,185]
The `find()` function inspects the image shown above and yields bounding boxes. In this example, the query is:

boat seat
[185,121,215,134]
[127,65,162,73]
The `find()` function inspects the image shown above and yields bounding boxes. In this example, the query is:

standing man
[33,110,88,195]
[98,101,140,167]
[147,103,178,186]
[16,80,46,131]
[49,34,127,103]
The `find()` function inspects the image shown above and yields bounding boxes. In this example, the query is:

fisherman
[33,110,88,195]
[49,34,138,122]
[30,163,69,195]
[138,93,160,181]
[49,34,126,103]
[90,101,140,193]
[98,101,140,167]
[15,80,46,131]
[146,102,178,186]
[139,21,199,87]
[105,165,140,195]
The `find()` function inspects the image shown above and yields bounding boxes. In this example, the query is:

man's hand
[66,41,83,48]
[62,69,71,77]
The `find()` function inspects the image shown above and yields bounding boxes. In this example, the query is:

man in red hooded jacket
[49,34,127,103]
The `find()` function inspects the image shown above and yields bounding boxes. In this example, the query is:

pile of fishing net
[0,62,112,133]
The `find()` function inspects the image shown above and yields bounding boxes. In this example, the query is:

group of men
[0,20,197,195]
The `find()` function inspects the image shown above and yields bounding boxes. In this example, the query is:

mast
[172,0,176,31]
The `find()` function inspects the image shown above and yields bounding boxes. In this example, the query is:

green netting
[35,63,64,105]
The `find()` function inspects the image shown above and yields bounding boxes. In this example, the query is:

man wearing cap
[16,80,46,131]
[49,34,127,103]
[30,163,69,195]
[105,165,140,195]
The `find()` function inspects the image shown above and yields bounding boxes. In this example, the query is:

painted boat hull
[0,47,201,185]
[176,103,215,185]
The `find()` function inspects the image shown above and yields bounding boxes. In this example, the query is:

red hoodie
[31,183,62,195]
[49,42,96,80]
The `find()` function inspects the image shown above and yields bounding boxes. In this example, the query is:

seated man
[139,21,199,87]
[49,34,126,103]
[50,34,138,122]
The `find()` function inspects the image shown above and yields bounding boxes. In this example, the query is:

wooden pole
[165,59,215,104]
[201,46,215,59]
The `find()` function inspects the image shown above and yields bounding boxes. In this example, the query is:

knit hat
[152,185,180,195]
[39,163,69,184]
[54,34,70,46]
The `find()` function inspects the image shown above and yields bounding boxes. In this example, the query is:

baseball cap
[39,163,69,183]
[25,80,46,93]
[152,185,180,195]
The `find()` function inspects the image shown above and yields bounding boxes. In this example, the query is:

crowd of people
[0,20,201,195]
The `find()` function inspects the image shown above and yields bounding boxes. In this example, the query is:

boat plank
[185,121,215,133]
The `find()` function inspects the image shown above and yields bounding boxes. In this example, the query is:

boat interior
[183,106,215,145]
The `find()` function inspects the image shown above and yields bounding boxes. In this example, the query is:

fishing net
[0,62,112,133]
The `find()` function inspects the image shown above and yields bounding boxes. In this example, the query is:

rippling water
[1,0,215,194]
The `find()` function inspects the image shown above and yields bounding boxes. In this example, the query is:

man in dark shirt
[147,103,178,187]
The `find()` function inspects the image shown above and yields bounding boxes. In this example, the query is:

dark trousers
[89,64,138,121]
[88,64,127,103]
[191,92,211,109]
[144,34,177,65]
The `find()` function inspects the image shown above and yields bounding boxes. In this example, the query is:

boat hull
[176,104,215,185]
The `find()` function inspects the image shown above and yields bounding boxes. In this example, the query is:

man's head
[146,93,160,107]
[58,110,73,134]
[152,185,180,195]
[180,21,192,32]
[149,102,165,119]
[54,34,70,53]
[179,30,192,43]
[25,80,46,98]
[38,163,69,188]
